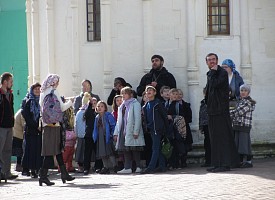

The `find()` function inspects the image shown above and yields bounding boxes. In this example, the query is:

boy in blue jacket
[141,86,169,174]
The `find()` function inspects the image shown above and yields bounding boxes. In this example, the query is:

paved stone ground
[1,158,275,200]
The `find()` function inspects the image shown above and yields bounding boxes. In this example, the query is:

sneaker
[117,168,132,174]
[240,162,253,168]
[135,167,142,173]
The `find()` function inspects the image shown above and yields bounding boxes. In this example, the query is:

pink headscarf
[40,74,60,92]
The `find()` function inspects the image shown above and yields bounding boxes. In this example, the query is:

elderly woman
[21,83,43,178]
[39,74,75,186]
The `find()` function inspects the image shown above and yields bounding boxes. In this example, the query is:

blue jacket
[93,112,116,144]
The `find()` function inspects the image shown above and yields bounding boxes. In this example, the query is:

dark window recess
[87,0,101,41]
[207,0,230,35]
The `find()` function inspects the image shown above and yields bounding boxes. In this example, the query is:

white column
[30,0,40,84]
[101,0,112,98]
[26,0,33,86]
[186,0,199,87]
[142,0,153,73]
[240,0,252,84]
[45,0,55,73]
[186,0,199,132]
[70,0,80,95]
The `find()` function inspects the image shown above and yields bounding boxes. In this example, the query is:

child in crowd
[93,101,117,174]
[111,95,124,171]
[141,91,152,167]
[75,92,91,173]
[114,87,145,174]
[199,87,211,167]
[160,86,170,109]
[230,84,256,168]
[176,88,193,167]
[62,105,77,172]
[112,95,123,121]
[83,97,98,175]
[141,86,169,174]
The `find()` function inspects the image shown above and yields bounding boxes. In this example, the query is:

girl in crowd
[114,87,145,174]
[83,97,98,175]
[21,83,43,178]
[93,101,117,174]
[39,74,75,186]
[112,95,123,121]
[75,92,91,173]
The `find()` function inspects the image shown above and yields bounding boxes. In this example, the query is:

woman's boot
[38,168,55,186]
[60,165,75,183]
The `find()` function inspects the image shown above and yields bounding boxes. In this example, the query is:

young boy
[199,87,211,167]
[160,86,170,109]
[230,84,256,168]
[141,86,169,174]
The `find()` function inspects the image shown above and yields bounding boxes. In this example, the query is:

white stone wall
[27,0,275,143]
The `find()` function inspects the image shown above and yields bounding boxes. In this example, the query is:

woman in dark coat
[21,83,43,178]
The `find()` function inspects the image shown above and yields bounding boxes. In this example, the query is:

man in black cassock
[205,53,239,172]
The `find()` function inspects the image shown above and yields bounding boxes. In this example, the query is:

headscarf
[40,74,60,92]
[29,86,40,123]
[222,59,240,75]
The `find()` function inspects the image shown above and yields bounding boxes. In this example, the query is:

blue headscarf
[29,88,40,123]
[222,59,240,75]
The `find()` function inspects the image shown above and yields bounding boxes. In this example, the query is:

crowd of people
[0,53,256,185]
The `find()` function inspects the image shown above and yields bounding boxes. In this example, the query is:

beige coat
[13,109,25,139]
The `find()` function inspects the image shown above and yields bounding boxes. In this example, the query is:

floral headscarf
[40,74,60,92]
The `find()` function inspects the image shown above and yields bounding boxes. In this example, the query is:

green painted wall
[0,0,28,112]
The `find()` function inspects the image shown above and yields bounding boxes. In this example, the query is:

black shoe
[31,170,38,178]
[141,168,154,174]
[60,165,75,183]
[240,162,253,168]
[39,169,55,186]
[7,173,18,180]
[154,167,166,173]
[201,163,211,167]
[210,167,230,173]
[99,167,110,174]
[206,167,217,172]
[83,170,90,175]
[22,170,30,176]
[95,168,101,174]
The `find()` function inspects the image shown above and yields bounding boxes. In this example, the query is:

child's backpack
[42,89,63,124]
[174,115,187,139]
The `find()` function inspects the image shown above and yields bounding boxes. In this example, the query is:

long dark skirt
[22,133,43,170]
[41,126,61,156]
[12,137,23,157]
[208,114,239,167]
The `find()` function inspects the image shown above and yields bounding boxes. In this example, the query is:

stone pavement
[1,158,275,200]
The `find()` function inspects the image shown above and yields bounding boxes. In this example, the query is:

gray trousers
[0,128,13,174]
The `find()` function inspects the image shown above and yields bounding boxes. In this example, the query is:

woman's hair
[120,86,133,96]
[95,101,108,112]
[30,82,41,91]
[112,95,122,111]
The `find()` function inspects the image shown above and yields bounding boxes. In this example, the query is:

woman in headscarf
[38,74,75,186]
[221,59,244,109]
[21,83,43,178]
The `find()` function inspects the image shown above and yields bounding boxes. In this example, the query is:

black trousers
[202,125,211,164]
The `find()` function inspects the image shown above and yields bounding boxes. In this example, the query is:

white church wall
[27,0,275,143]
